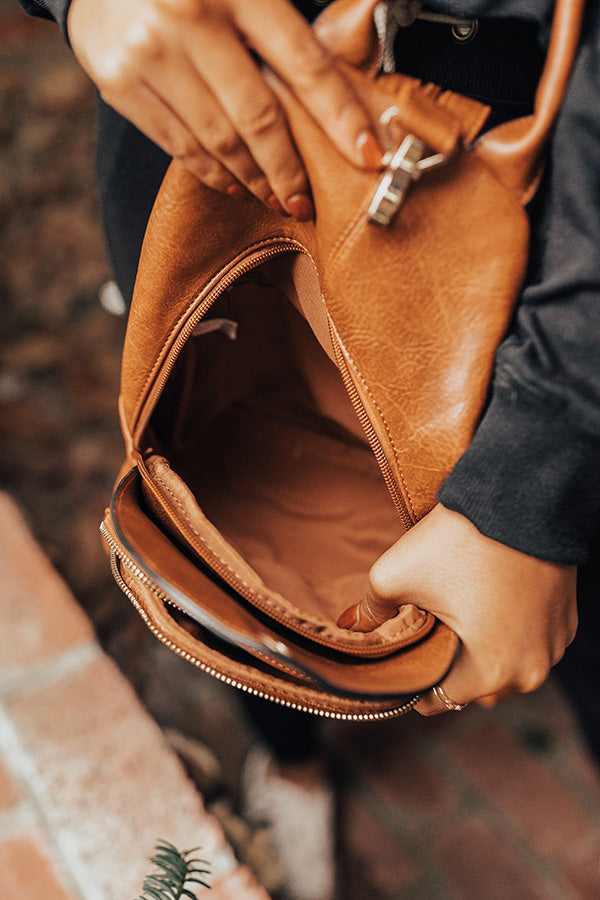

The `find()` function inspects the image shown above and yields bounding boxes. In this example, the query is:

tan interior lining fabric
[146,259,426,649]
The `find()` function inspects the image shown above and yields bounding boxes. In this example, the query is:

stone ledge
[0,492,269,900]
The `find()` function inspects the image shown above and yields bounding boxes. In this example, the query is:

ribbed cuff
[437,376,600,565]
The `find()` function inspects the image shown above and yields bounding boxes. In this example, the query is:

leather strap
[476,0,586,200]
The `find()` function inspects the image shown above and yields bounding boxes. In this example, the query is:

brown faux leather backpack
[101,0,584,721]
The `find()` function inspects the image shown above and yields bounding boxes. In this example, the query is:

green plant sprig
[137,840,210,900]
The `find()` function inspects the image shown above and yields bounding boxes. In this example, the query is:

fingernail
[337,604,360,630]
[267,194,290,217]
[227,183,253,202]
[286,193,314,222]
[356,130,384,169]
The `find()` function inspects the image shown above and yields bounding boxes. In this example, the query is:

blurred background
[2,3,600,898]
[0,0,125,635]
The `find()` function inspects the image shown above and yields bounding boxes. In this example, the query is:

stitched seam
[341,344,417,521]
[250,650,313,680]
[154,471,275,605]
[323,206,371,297]
[151,468,423,652]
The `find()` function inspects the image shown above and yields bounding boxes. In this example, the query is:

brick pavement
[0,492,269,900]
[327,693,600,899]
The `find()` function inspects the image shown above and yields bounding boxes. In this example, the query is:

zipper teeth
[100,521,420,722]
[328,323,413,531]
[135,240,306,442]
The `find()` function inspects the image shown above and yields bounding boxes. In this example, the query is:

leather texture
[103,0,584,718]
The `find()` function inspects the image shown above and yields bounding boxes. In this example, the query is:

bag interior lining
[147,253,417,639]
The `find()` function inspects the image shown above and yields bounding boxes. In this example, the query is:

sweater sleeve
[438,1,600,565]
[17,0,72,41]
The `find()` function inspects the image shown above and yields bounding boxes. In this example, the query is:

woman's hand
[67,0,382,218]
[338,504,578,714]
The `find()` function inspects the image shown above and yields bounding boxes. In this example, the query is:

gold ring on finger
[432,684,468,712]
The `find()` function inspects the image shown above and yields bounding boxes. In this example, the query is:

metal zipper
[134,239,308,445]
[100,521,421,721]
[328,321,414,531]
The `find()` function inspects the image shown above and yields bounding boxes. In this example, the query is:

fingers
[100,74,239,193]
[337,535,419,631]
[234,0,383,170]
[414,639,554,717]
[337,505,580,716]
[416,684,471,716]
[477,689,518,709]
[184,23,312,211]
[69,0,382,212]
[337,591,400,631]
[145,54,274,201]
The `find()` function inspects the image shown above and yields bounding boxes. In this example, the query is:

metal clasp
[367,106,450,226]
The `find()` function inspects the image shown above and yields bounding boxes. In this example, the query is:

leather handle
[476,0,586,200]
[315,0,585,201]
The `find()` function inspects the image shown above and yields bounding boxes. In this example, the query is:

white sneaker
[242,745,336,900]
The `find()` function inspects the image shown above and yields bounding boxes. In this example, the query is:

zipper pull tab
[192,317,239,340]
[367,107,450,226]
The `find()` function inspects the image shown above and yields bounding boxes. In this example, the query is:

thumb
[337,588,401,631]
[337,533,419,632]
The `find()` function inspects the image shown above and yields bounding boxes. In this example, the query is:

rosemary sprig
[137,840,210,900]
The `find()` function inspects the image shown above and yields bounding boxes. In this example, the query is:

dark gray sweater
[19,0,600,565]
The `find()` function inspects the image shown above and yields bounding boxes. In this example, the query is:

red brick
[446,720,600,861]
[0,831,76,900]
[7,654,233,898]
[0,493,93,669]
[338,791,418,898]
[332,718,456,816]
[436,819,548,900]
[0,758,20,815]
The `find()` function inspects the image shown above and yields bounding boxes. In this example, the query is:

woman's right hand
[338,504,578,715]
[67,0,382,218]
